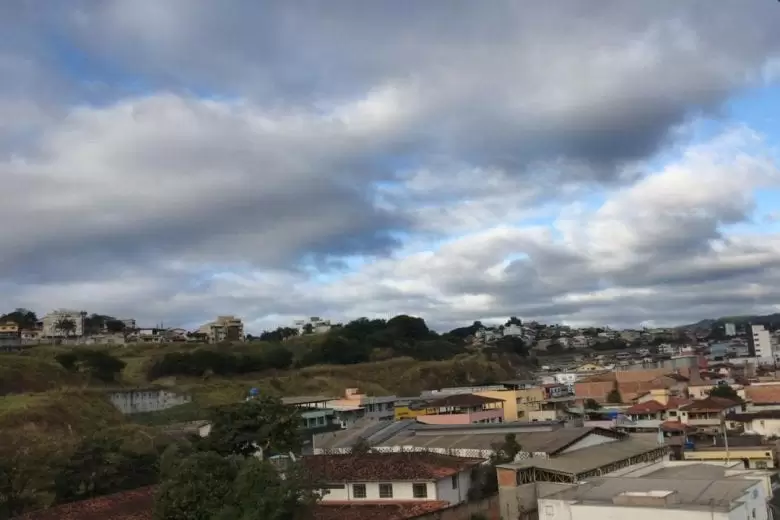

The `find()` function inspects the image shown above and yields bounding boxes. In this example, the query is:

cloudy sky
[3,1,780,333]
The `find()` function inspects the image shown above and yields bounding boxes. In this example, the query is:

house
[682,436,776,469]
[678,396,744,429]
[41,309,86,338]
[281,395,341,431]
[303,452,482,505]
[415,394,504,425]
[327,388,397,422]
[726,410,780,439]
[744,384,780,411]
[107,388,192,414]
[476,386,544,421]
[197,315,244,343]
[688,380,746,400]
[0,321,21,350]
[294,316,332,335]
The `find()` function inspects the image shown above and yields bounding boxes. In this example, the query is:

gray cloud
[2,2,780,330]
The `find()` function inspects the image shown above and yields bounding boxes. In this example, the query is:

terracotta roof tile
[660,420,693,432]
[625,400,666,414]
[744,385,780,405]
[314,501,449,520]
[303,452,482,482]
[680,396,740,412]
[16,487,155,520]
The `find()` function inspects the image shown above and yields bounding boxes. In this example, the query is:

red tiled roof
[744,385,780,405]
[625,400,666,414]
[665,396,692,409]
[16,487,155,520]
[314,501,449,520]
[660,420,693,432]
[680,396,740,412]
[303,452,482,482]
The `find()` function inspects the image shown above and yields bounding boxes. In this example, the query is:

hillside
[0,354,86,394]
[0,389,124,434]
[679,313,780,331]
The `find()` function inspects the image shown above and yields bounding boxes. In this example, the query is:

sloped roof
[16,487,154,520]
[680,396,740,412]
[625,400,666,414]
[744,385,780,405]
[302,452,481,482]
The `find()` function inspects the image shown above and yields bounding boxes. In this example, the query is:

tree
[155,453,316,520]
[55,349,126,383]
[709,384,740,401]
[0,308,38,330]
[52,431,158,504]
[584,399,602,410]
[154,451,239,520]
[56,317,77,338]
[545,342,565,355]
[205,397,303,458]
[104,320,126,334]
[0,431,59,517]
[606,389,622,404]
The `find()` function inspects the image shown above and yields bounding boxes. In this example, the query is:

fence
[411,495,499,520]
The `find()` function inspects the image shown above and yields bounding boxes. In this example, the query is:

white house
[294,316,332,335]
[303,452,481,506]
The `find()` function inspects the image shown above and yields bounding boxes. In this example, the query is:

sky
[3,1,780,333]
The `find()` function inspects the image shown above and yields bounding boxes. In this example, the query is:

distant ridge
[678,313,780,330]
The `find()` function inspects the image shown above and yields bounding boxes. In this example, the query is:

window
[412,483,428,498]
[352,484,366,498]
[451,475,459,489]
[379,483,393,498]
[755,461,768,469]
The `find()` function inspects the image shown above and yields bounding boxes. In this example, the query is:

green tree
[55,349,126,383]
[154,451,239,520]
[584,399,602,410]
[606,389,622,404]
[104,319,126,334]
[56,317,77,337]
[709,384,740,401]
[545,342,565,355]
[0,308,38,330]
[205,397,302,458]
[0,432,59,517]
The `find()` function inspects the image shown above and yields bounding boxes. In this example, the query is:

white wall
[435,470,471,505]
[319,470,471,505]
[321,481,437,502]
[745,417,780,437]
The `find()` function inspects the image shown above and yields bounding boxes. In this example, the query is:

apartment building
[41,309,86,337]
[294,316,332,335]
[749,324,772,359]
[197,315,244,343]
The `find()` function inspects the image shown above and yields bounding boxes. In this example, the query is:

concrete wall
[477,390,521,421]
[108,389,191,414]
[417,408,504,425]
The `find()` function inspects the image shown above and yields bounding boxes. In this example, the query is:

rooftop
[425,394,504,408]
[744,385,780,405]
[380,427,623,456]
[728,409,780,421]
[282,395,336,406]
[541,476,756,512]
[16,486,154,520]
[680,396,741,412]
[302,452,482,482]
[499,436,666,476]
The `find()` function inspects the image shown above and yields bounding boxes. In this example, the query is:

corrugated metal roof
[500,436,665,475]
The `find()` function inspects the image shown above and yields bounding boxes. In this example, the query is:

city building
[303,452,481,506]
[748,324,772,359]
[41,309,87,338]
[725,322,737,337]
[0,321,21,350]
[327,388,397,422]
[293,317,332,335]
[197,315,244,343]
[411,394,505,425]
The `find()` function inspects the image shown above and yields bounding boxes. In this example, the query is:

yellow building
[394,401,434,420]
[477,387,546,421]
[0,322,19,334]
[683,446,775,469]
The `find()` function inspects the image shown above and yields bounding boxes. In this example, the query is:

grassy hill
[0,354,86,394]
[0,389,124,434]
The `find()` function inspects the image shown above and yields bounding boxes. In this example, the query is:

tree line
[148,314,529,379]
[0,396,316,519]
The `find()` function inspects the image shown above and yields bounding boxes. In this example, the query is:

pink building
[416,394,504,425]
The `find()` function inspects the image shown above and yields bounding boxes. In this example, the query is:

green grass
[0,354,86,394]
